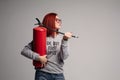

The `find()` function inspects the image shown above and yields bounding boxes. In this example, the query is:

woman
[21,13,72,80]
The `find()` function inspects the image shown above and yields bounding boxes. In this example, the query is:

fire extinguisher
[33,25,47,68]
[32,18,78,68]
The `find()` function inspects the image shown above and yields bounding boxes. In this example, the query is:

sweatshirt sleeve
[59,39,69,60]
[21,41,40,61]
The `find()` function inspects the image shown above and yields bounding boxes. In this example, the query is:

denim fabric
[35,69,65,80]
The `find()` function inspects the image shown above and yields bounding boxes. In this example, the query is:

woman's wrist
[63,36,68,41]
[63,38,68,41]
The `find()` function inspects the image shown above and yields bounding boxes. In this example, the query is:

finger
[44,55,47,57]
[41,64,43,68]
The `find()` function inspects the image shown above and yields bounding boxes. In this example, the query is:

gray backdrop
[0,0,120,80]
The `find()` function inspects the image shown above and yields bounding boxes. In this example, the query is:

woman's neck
[51,32,57,38]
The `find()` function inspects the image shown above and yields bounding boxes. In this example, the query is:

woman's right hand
[39,55,47,68]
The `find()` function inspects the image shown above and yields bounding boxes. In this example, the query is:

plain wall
[0,0,120,80]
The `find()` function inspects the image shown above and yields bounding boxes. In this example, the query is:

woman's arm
[21,41,40,61]
[60,39,69,60]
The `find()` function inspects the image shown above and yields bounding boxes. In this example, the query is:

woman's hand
[63,32,72,40]
[39,55,47,68]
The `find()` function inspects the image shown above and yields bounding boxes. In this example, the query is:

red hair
[42,13,58,37]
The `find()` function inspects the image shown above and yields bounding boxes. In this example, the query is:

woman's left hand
[63,32,72,40]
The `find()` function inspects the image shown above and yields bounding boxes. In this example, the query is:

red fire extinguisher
[33,25,47,68]
[32,18,78,68]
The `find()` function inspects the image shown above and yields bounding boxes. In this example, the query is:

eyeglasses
[55,18,62,23]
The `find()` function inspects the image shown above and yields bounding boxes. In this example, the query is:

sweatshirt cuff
[62,39,68,46]
[34,52,40,61]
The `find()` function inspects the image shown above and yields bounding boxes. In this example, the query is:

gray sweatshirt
[21,34,69,74]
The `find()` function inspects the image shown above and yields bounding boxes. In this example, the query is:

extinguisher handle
[34,18,43,26]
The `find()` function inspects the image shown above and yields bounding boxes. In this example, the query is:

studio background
[0,0,120,80]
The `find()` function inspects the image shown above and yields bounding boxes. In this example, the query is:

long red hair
[42,13,58,37]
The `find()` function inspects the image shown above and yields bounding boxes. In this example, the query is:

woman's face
[55,16,62,29]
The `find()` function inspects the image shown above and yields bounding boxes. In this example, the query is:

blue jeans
[35,69,65,80]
